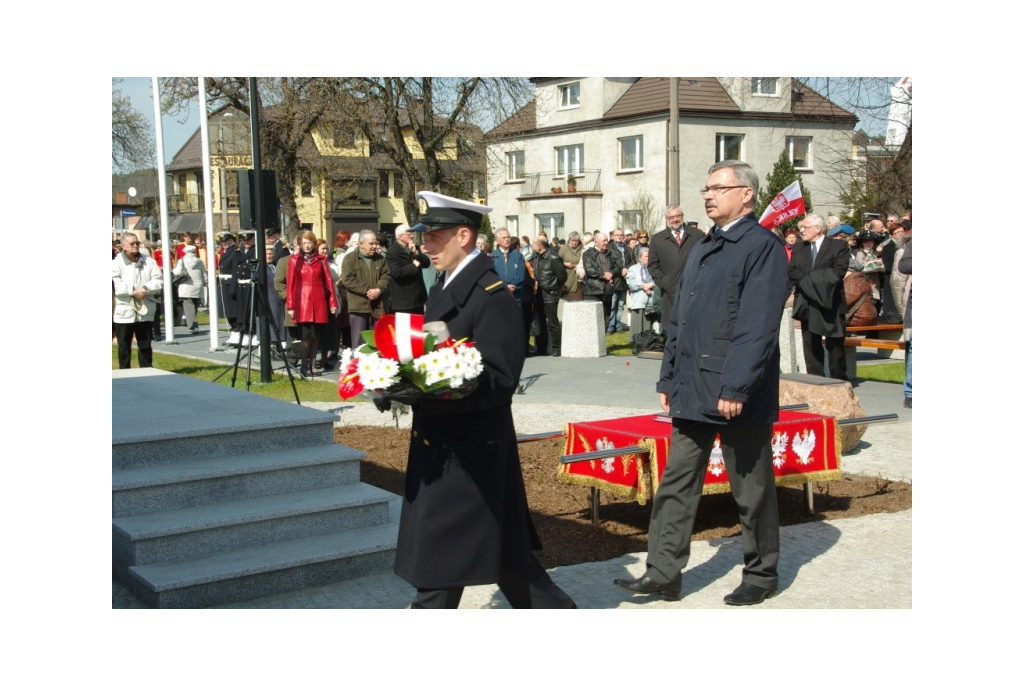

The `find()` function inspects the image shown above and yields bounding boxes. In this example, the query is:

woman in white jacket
[172,244,207,333]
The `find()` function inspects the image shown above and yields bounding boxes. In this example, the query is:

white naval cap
[409,191,493,232]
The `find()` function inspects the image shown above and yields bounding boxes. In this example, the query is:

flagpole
[152,77,174,343]
[198,77,220,350]
[668,77,679,207]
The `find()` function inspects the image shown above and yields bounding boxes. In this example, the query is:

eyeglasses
[700,185,748,196]
[124,241,140,246]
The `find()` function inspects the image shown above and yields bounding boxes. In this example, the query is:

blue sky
[117,77,198,162]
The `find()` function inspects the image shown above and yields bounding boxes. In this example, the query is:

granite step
[126,523,400,608]
[112,421,336,470]
[113,483,395,567]
[112,444,366,517]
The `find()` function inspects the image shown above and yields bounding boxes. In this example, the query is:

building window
[333,126,357,148]
[506,150,525,181]
[379,171,390,197]
[177,174,187,197]
[752,78,778,96]
[786,136,812,170]
[301,171,313,197]
[619,135,643,171]
[716,134,743,162]
[506,216,519,237]
[224,170,240,209]
[394,173,403,198]
[618,210,642,231]
[535,213,564,240]
[559,82,580,109]
[555,144,584,176]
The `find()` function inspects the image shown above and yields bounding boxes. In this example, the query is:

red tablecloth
[558,411,842,505]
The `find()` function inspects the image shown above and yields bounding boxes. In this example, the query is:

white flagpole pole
[198,78,220,349]
[151,77,174,342]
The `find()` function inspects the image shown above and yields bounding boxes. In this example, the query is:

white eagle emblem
[596,437,616,473]
[707,437,725,477]
[792,429,816,465]
[771,431,789,469]
[771,194,790,212]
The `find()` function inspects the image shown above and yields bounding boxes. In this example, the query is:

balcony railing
[517,169,602,196]
[167,193,205,213]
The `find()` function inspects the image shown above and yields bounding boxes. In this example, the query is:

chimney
[116,192,128,204]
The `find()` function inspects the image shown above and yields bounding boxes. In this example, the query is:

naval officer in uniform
[394,191,576,609]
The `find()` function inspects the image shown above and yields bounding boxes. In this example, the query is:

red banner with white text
[758,181,806,229]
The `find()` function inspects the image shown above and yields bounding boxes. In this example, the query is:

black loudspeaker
[237,170,279,229]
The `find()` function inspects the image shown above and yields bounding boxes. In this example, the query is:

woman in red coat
[286,230,339,377]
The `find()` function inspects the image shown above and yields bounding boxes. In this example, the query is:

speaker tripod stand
[214,264,301,404]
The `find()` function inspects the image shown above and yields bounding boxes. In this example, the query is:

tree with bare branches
[112,78,154,172]
[341,78,532,224]
[159,77,349,233]
[798,77,912,221]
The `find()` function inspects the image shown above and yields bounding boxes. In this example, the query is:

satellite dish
[128,187,137,198]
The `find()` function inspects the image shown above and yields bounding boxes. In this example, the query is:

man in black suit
[384,223,429,314]
[647,205,704,330]
[396,191,575,610]
[789,213,851,380]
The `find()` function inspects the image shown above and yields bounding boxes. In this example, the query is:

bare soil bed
[337,425,912,569]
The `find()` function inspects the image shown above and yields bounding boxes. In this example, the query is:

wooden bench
[843,322,906,375]
[844,337,905,351]
[846,323,904,334]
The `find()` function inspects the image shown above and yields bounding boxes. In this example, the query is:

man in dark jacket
[615,160,789,606]
[397,191,575,609]
[268,227,290,264]
[491,228,530,353]
[340,230,390,349]
[607,227,635,332]
[789,214,851,380]
[647,205,705,329]
[385,223,429,314]
[875,217,902,323]
[529,236,567,356]
[582,231,624,332]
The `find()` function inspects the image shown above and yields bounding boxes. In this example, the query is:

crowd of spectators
[113,203,911,398]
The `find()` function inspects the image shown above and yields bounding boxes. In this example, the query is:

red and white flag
[758,181,806,229]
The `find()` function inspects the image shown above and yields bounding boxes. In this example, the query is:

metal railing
[520,169,602,196]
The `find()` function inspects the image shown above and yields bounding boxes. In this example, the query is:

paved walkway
[114,327,911,609]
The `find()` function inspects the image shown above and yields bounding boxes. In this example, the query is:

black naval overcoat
[393,252,541,589]
[218,244,241,320]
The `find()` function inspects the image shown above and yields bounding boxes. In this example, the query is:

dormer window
[752,78,778,96]
[559,82,580,109]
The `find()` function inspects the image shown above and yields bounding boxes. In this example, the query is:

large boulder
[779,373,866,452]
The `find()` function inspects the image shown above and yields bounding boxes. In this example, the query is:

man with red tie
[646,205,704,331]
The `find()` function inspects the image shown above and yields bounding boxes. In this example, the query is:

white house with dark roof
[483,77,859,239]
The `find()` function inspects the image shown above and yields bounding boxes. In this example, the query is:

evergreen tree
[755,151,812,236]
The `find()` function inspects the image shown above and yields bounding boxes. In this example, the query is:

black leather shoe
[723,583,776,606]
[903,397,912,408]
[614,574,681,601]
